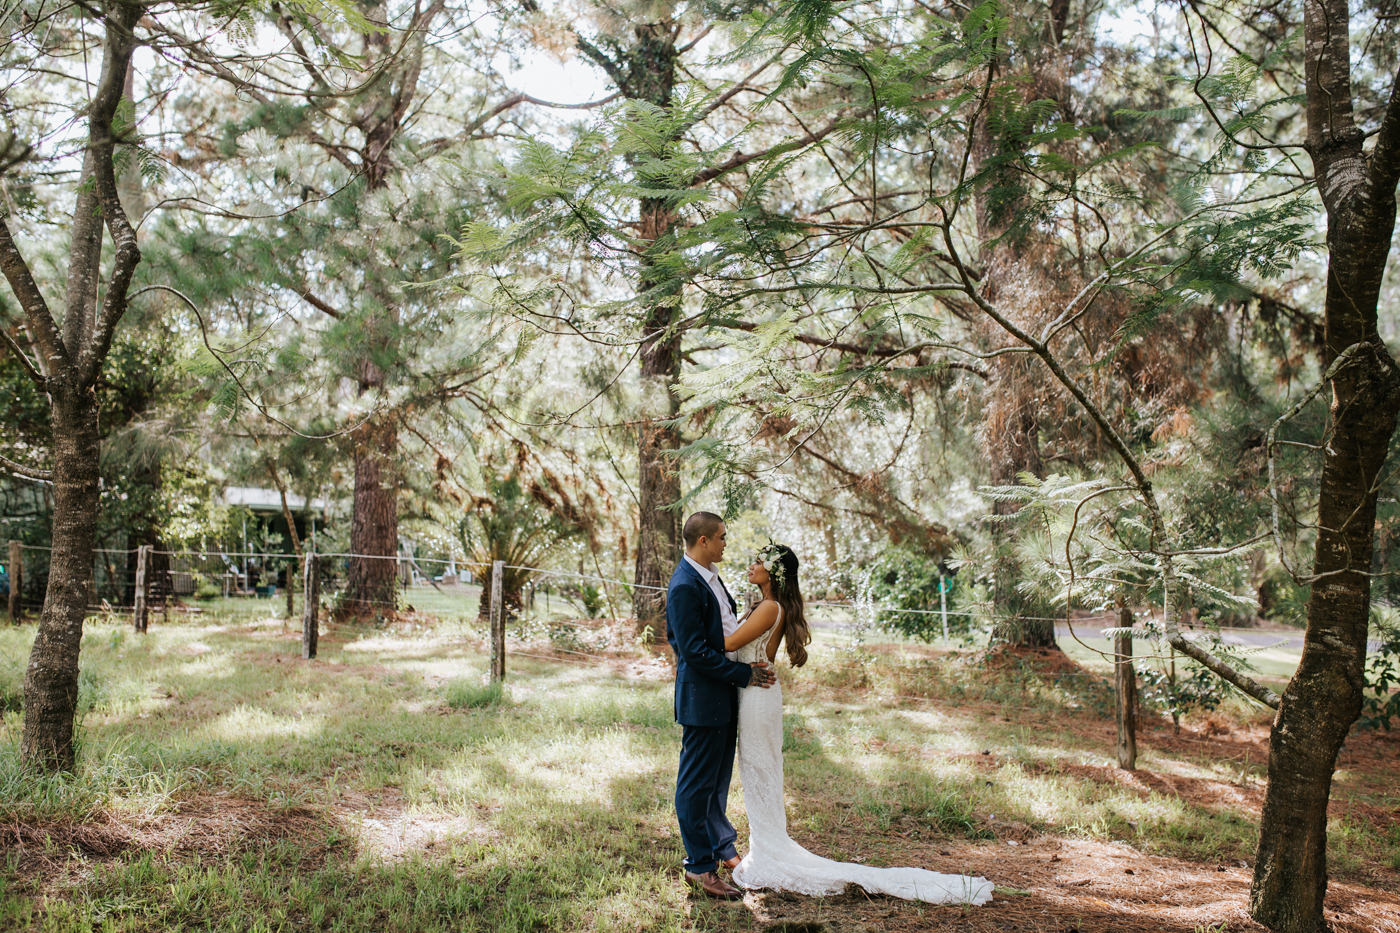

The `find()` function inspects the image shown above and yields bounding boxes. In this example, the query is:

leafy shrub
[862,547,969,640]
[192,573,222,601]
[1258,564,1309,627]
[1359,610,1400,730]
[1137,636,1256,720]
[579,583,603,618]
[545,621,586,654]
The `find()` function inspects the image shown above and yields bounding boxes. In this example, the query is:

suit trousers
[675,720,739,874]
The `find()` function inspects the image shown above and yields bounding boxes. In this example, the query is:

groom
[667,511,774,899]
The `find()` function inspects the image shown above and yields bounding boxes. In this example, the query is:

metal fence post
[7,541,21,624]
[938,576,949,642]
[490,560,505,683]
[1115,605,1138,771]
[302,552,320,660]
[133,544,151,633]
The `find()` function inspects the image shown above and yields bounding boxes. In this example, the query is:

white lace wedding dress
[729,618,994,904]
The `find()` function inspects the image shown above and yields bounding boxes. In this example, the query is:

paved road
[807,605,1383,654]
[1055,623,1307,651]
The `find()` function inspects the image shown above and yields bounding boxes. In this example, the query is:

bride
[721,544,994,905]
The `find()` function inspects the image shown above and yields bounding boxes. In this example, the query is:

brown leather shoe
[720,854,741,871]
[684,870,742,899]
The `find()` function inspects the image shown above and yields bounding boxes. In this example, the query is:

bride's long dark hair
[767,545,811,668]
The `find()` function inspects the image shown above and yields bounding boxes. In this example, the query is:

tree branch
[0,452,52,482]
[1369,60,1400,193]
[574,35,629,92]
[691,118,843,187]
[936,207,1280,708]
[297,285,343,319]
[0,217,69,372]
[0,321,47,388]
[718,319,988,376]
[78,1,146,386]
[419,90,621,161]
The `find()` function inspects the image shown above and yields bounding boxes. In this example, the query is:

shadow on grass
[2,618,1396,932]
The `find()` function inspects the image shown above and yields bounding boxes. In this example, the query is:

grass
[443,678,506,709]
[0,610,1394,932]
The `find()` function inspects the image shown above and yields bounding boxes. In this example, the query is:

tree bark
[970,13,1057,651]
[1250,1,1400,926]
[1250,248,1400,931]
[1251,280,1398,933]
[344,414,399,617]
[21,385,100,769]
[987,359,1052,647]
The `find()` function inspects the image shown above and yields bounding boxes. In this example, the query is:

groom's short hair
[683,511,724,547]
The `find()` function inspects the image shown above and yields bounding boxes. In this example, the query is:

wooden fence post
[7,540,21,624]
[285,557,295,620]
[302,553,319,660]
[1115,605,1138,771]
[133,544,151,633]
[490,560,505,683]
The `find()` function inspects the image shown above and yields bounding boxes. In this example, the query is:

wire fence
[4,539,1325,762]
[2,539,1092,625]
[1,540,1306,675]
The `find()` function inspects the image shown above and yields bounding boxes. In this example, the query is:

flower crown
[756,542,787,588]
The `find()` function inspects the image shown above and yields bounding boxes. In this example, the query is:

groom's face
[699,521,727,565]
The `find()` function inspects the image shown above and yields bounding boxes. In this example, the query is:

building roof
[222,486,329,512]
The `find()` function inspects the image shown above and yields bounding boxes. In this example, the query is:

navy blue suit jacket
[667,559,753,727]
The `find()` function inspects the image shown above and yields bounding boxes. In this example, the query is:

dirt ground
[737,834,1400,932]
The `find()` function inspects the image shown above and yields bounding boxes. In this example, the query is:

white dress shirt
[684,554,739,637]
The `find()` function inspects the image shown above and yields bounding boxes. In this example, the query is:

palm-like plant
[458,474,576,620]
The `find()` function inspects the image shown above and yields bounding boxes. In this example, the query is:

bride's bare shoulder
[749,599,780,622]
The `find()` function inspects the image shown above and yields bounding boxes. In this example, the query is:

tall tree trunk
[1251,232,1400,933]
[576,20,682,625]
[975,156,1052,651]
[333,4,442,619]
[987,365,1053,647]
[633,195,682,623]
[3,1,146,772]
[968,5,1069,651]
[341,180,400,617]
[344,413,399,617]
[1250,1,1400,926]
[21,386,99,770]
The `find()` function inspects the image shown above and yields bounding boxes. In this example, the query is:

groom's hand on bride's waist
[748,661,775,688]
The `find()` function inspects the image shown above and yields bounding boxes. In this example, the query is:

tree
[466,2,850,625]
[1246,0,1400,927]
[458,473,578,619]
[152,0,519,620]
[0,0,147,769]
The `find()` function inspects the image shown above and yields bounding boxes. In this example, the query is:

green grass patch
[444,678,506,709]
[0,609,1391,932]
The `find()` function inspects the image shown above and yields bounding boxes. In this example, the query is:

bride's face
[746,558,769,587]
